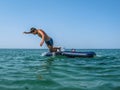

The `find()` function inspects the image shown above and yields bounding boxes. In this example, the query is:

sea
[0,49,120,90]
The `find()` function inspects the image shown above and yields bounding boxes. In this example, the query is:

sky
[0,0,120,49]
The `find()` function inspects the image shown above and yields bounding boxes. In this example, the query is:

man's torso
[37,29,51,41]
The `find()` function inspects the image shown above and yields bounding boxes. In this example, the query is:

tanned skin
[23,29,61,52]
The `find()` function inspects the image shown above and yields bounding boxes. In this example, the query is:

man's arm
[38,30,45,46]
[23,32,31,34]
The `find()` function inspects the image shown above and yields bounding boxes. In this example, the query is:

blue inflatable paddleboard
[45,51,96,58]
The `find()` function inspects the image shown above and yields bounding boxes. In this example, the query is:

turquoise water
[0,49,120,90]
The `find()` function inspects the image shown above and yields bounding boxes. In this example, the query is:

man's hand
[40,41,44,46]
[23,32,31,34]
[40,43,42,46]
[23,32,26,34]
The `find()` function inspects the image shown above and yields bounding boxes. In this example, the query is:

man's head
[30,27,37,34]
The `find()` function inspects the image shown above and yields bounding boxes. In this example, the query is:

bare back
[37,29,51,41]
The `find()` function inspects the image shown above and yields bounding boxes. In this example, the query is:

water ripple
[0,49,120,90]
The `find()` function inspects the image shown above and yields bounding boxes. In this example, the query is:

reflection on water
[37,57,55,79]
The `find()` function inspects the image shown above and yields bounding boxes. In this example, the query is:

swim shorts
[45,38,53,46]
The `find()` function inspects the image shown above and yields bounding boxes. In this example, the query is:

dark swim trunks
[45,38,53,46]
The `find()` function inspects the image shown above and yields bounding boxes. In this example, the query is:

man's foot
[58,47,61,52]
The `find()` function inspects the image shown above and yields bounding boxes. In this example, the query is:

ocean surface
[0,49,120,90]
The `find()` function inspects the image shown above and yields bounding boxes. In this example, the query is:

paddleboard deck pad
[45,51,96,58]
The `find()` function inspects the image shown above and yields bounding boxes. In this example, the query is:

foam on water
[41,52,47,56]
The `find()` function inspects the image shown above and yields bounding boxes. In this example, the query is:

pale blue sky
[0,0,120,49]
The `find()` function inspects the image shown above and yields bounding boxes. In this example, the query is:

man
[23,27,61,52]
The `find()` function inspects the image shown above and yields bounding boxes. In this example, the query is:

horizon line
[0,48,120,49]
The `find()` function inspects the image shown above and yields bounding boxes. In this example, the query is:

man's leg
[53,47,61,52]
[47,45,57,52]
